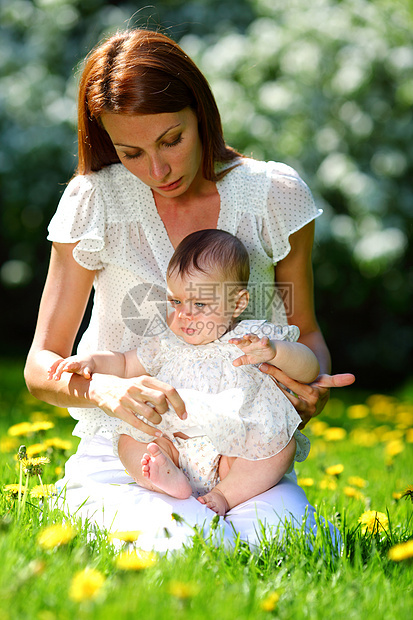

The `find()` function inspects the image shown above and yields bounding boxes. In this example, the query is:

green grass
[0,359,412,619]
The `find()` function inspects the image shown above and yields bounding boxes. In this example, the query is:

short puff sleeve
[134,336,162,376]
[261,162,322,264]
[47,175,106,270]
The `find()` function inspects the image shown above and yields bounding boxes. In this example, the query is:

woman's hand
[87,373,187,437]
[259,364,355,428]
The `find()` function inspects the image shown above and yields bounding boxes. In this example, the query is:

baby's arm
[48,349,147,381]
[229,333,320,383]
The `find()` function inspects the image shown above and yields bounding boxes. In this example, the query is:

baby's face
[166,270,240,345]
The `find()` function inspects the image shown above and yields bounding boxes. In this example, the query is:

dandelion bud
[18,445,27,461]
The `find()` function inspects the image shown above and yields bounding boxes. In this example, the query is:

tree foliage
[0,0,411,388]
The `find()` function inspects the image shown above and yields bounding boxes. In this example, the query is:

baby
[49,230,319,515]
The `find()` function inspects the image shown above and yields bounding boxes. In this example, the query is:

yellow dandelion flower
[8,422,34,437]
[396,411,413,426]
[22,456,49,466]
[108,530,142,543]
[30,484,57,499]
[406,429,413,443]
[371,401,396,420]
[297,477,314,487]
[349,429,378,447]
[0,436,19,452]
[388,539,413,562]
[373,425,390,439]
[325,463,344,476]
[348,476,367,488]
[115,549,157,571]
[385,440,404,458]
[55,466,63,476]
[392,492,402,500]
[365,394,382,406]
[323,427,347,441]
[358,510,388,534]
[38,523,77,549]
[396,402,413,411]
[29,411,51,422]
[381,430,404,442]
[347,404,369,419]
[260,591,280,612]
[168,580,199,599]
[44,437,72,451]
[319,477,337,491]
[344,486,364,500]
[30,421,54,433]
[309,420,329,436]
[69,568,105,602]
[3,483,21,498]
[26,443,47,457]
[21,456,50,476]
[366,394,395,406]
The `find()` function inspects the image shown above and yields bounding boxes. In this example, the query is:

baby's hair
[167,229,250,288]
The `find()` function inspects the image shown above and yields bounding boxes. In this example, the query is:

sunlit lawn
[0,358,412,619]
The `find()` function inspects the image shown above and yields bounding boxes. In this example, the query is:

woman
[24,29,353,550]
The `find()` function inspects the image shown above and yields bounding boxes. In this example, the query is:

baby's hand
[229,333,276,367]
[48,355,96,381]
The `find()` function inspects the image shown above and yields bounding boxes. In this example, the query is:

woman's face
[100,108,204,198]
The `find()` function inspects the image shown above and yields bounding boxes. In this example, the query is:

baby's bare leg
[198,437,296,515]
[118,434,192,499]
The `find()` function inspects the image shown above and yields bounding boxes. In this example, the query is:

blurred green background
[0,0,412,390]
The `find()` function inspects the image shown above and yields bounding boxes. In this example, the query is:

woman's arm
[24,242,186,434]
[24,242,97,405]
[260,222,354,425]
[276,221,330,373]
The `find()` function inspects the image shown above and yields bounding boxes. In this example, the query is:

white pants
[55,435,340,553]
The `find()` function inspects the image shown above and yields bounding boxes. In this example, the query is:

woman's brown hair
[77,29,241,180]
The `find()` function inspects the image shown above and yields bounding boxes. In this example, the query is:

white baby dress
[109,319,310,463]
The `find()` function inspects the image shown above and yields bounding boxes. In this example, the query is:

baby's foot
[197,488,230,516]
[141,443,192,499]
